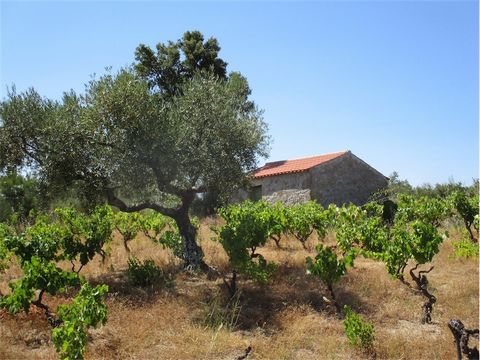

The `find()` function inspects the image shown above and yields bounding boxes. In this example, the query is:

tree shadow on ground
[219,264,379,331]
[88,270,174,307]
[334,284,378,317]
[195,264,354,332]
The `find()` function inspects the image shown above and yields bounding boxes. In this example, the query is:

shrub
[127,256,163,287]
[306,244,354,312]
[0,171,39,223]
[217,201,278,295]
[52,283,108,360]
[285,201,326,247]
[113,211,143,253]
[306,245,350,289]
[449,190,479,242]
[0,207,112,359]
[158,230,184,259]
[343,305,375,351]
[452,235,479,259]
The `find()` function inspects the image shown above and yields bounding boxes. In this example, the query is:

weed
[202,290,242,331]
[127,256,164,287]
[343,305,375,351]
[452,232,479,259]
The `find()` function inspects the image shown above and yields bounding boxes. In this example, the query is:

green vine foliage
[451,235,479,258]
[158,230,184,259]
[139,211,184,258]
[396,194,451,228]
[0,195,455,358]
[0,223,11,271]
[333,203,388,254]
[408,221,444,264]
[285,201,327,246]
[218,201,277,283]
[112,210,183,254]
[0,257,80,314]
[368,211,444,279]
[217,197,448,290]
[343,305,375,350]
[265,202,288,246]
[329,197,448,280]
[0,206,111,359]
[450,190,478,225]
[52,283,109,360]
[306,244,354,290]
[53,205,114,266]
[141,210,171,238]
[3,218,67,264]
[449,190,479,242]
[112,211,143,251]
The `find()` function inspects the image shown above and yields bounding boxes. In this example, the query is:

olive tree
[0,31,269,270]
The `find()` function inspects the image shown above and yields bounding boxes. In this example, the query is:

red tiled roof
[253,151,348,179]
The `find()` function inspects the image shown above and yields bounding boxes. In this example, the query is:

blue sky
[1,1,478,186]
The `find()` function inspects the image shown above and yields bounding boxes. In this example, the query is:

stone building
[246,150,388,207]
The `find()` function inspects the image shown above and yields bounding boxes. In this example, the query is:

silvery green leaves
[0,32,269,269]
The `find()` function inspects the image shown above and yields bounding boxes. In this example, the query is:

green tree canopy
[0,31,269,269]
[135,30,228,96]
[0,171,39,222]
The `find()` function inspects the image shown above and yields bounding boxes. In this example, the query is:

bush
[158,230,184,259]
[218,201,277,285]
[52,283,108,360]
[452,235,479,259]
[343,305,375,351]
[127,256,164,287]
[306,244,351,288]
[0,171,39,223]
[0,207,112,359]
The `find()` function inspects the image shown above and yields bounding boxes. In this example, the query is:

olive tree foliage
[135,30,228,97]
[0,171,39,223]
[0,31,269,270]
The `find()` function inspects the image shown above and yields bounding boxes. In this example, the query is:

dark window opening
[250,185,262,202]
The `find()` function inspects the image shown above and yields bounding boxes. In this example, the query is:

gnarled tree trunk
[173,209,208,271]
[106,187,213,273]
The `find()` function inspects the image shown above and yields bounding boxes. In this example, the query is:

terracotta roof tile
[253,151,348,179]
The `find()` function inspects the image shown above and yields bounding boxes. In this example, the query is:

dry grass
[0,222,478,359]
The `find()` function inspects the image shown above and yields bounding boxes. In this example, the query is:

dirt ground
[0,223,478,360]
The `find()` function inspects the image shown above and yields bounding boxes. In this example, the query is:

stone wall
[229,188,249,203]
[263,189,311,205]
[260,172,311,205]
[309,152,388,206]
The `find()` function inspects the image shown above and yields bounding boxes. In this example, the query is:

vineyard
[0,190,478,359]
